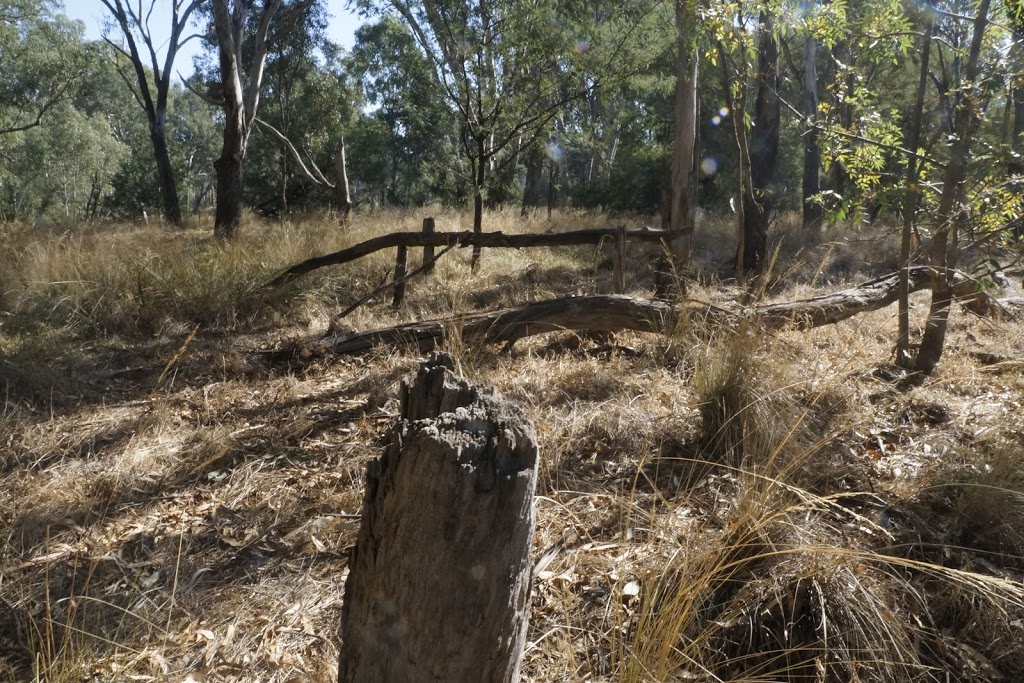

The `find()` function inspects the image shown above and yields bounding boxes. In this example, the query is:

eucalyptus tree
[778,0,838,234]
[245,2,360,216]
[0,0,87,135]
[669,0,700,277]
[707,1,780,278]
[0,101,126,220]
[914,0,994,374]
[99,0,204,225]
[353,0,605,268]
[347,15,461,207]
[896,1,935,367]
[207,0,318,237]
[1010,1,1023,176]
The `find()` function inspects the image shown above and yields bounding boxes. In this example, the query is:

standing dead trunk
[339,353,538,683]
[669,0,700,290]
[914,0,990,374]
[896,6,934,367]
[800,5,823,235]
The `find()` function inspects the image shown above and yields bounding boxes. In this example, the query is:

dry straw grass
[2,210,1023,681]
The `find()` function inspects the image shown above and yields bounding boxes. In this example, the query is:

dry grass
[2,210,1023,681]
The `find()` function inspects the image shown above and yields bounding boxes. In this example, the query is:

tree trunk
[261,267,1012,362]
[896,6,934,367]
[546,156,560,220]
[827,40,855,206]
[214,111,245,238]
[212,0,248,238]
[334,140,352,223]
[150,118,182,226]
[1010,15,1024,176]
[521,145,544,215]
[471,136,486,271]
[914,0,990,374]
[800,7,823,235]
[670,0,700,287]
[741,11,781,274]
[716,39,750,288]
[268,226,693,286]
[339,353,537,683]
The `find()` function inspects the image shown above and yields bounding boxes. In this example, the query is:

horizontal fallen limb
[267,227,686,287]
[315,295,701,356]
[262,267,1016,361]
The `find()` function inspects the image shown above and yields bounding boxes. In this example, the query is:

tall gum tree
[100,0,204,226]
[743,9,780,274]
[209,0,316,238]
[896,1,934,367]
[669,0,700,284]
[710,2,780,280]
[354,0,659,268]
[1010,1,1023,176]
[0,1,88,136]
[353,0,587,268]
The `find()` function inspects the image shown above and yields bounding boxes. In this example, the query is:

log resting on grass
[294,267,1014,358]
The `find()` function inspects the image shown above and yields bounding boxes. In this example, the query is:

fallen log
[267,226,685,286]
[316,295,704,355]
[264,267,1013,360]
[755,266,934,329]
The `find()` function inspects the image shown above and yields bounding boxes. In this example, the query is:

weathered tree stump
[339,353,538,683]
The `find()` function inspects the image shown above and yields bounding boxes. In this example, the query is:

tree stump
[339,353,538,683]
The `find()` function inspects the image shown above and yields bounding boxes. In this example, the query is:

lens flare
[700,157,719,175]
[545,141,564,162]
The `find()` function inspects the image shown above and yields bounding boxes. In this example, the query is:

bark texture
[339,353,538,683]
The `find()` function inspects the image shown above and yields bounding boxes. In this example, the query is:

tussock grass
[1,210,1023,682]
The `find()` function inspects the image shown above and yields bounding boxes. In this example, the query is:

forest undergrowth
[1,210,1023,682]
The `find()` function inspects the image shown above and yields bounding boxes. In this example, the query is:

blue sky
[61,0,364,78]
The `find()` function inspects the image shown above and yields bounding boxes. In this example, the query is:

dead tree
[339,353,538,683]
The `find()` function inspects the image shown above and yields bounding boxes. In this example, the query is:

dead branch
[260,266,1015,362]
